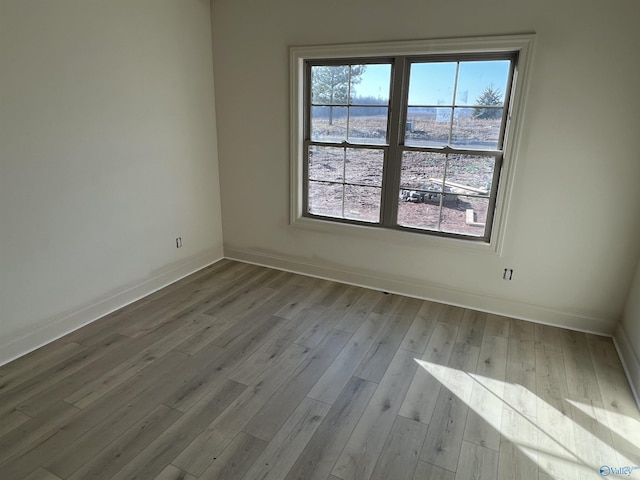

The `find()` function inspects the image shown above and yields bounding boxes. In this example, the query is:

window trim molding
[290,34,536,255]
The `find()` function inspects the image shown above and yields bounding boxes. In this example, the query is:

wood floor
[1,259,639,480]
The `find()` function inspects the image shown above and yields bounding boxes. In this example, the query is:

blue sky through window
[353,60,511,106]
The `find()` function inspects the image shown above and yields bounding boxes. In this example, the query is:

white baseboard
[224,247,616,336]
[0,246,224,367]
[613,323,640,410]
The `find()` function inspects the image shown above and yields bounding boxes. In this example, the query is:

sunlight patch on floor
[415,359,640,479]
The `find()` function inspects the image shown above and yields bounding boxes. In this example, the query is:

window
[291,36,534,246]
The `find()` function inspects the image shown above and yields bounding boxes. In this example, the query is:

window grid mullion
[346,67,352,143]
[342,147,347,218]
[380,56,407,227]
[401,145,502,157]
[308,141,387,150]
[436,154,450,231]
[308,179,383,189]
[448,62,460,146]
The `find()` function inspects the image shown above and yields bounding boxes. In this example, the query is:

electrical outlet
[176,237,182,248]
[503,268,513,280]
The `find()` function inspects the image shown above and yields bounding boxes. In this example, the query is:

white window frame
[290,34,535,254]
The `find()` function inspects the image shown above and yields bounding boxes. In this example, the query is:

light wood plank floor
[1,260,639,480]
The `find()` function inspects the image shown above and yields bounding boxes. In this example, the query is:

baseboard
[613,323,640,410]
[224,247,616,336]
[0,246,224,367]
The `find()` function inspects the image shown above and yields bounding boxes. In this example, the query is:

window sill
[291,214,502,255]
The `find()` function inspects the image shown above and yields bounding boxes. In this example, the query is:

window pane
[400,151,446,191]
[346,148,383,186]
[408,62,457,105]
[307,181,381,223]
[397,201,441,230]
[344,185,381,223]
[348,108,388,144]
[445,154,495,195]
[352,64,392,103]
[405,107,450,147]
[455,60,510,106]
[308,181,343,218]
[308,145,344,182]
[311,106,347,142]
[451,107,502,149]
[311,65,351,105]
[439,195,488,237]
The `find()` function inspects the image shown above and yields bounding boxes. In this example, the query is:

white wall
[617,256,640,404]
[0,0,223,363]
[212,0,640,334]
[623,259,640,366]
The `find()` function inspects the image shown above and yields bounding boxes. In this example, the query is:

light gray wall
[623,259,640,362]
[618,256,640,403]
[211,0,640,334]
[0,0,223,363]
